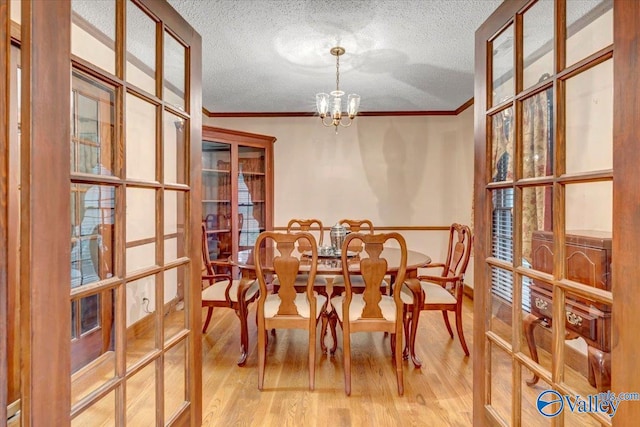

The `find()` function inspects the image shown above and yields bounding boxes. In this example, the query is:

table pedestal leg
[320,311,329,354]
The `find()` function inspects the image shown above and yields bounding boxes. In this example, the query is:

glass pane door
[238,146,266,250]
[202,141,232,261]
[476,0,617,425]
[68,0,201,424]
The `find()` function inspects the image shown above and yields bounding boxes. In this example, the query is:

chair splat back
[342,233,407,321]
[254,231,319,317]
[359,254,388,319]
[272,240,302,316]
[443,223,472,281]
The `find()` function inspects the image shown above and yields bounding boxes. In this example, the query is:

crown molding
[455,97,475,114]
[202,125,277,144]
[202,97,475,118]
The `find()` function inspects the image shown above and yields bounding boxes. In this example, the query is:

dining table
[234,246,431,367]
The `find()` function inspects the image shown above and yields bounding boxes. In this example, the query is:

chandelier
[316,46,360,132]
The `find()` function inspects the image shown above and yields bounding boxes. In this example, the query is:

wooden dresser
[524,230,612,391]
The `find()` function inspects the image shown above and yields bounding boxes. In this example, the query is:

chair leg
[394,332,404,396]
[202,306,214,334]
[236,303,250,367]
[309,319,316,391]
[257,320,266,390]
[390,331,395,356]
[402,306,411,359]
[455,307,470,356]
[408,303,423,368]
[442,310,454,338]
[343,326,351,396]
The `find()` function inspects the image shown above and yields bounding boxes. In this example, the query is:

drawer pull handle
[566,311,583,327]
[535,298,548,310]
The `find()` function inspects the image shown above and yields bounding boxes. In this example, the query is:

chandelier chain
[335,53,340,92]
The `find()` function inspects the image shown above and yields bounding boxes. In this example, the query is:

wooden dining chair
[331,219,377,289]
[330,232,408,396]
[201,222,260,366]
[323,219,383,353]
[401,223,472,357]
[254,231,326,390]
[278,218,328,288]
[286,218,325,248]
[280,218,329,300]
[337,218,374,250]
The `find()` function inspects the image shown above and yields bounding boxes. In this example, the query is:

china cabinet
[201,126,275,268]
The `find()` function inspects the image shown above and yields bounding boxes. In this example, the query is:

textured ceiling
[167,0,503,113]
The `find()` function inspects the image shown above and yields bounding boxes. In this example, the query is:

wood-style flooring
[67,295,601,426]
[201,298,475,426]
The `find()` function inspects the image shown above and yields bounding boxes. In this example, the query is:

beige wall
[10,0,20,23]
[203,107,476,284]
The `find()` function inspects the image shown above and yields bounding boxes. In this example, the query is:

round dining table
[233,246,431,367]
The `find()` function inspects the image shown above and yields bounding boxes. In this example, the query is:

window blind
[491,189,532,312]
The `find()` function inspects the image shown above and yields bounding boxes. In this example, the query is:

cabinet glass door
[202,141,232,261]
[238,146,266,251]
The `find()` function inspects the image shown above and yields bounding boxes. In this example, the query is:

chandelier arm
[339,117,353,128]
[319,116,335,127]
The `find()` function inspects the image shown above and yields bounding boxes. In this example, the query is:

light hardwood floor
[201,296,603,427]
[201,297,475,426]
[65,295,601,425]
[66,294,600,426]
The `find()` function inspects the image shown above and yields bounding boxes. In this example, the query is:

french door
[2,0,203,424]
[474,0,640,426]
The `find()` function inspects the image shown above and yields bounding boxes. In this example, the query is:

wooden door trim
[1,0,9,422]
[6,26,20,427]
[473,1,534,425]
[20,0,72,424]
[186,27,203,427]
[612,1,640,421]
